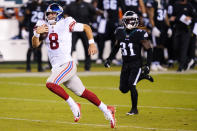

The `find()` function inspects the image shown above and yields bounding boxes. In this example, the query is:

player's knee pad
[74,90,83,96]
[63,75,85,96]
[119,85,130,94]
[69,86,84,96]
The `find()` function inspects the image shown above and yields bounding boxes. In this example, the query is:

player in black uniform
[164,0,179,68]
[65,0,98,71]
[104,11,153,115]
[96,0,124,64]
[11,5,26,40]
[170,0,197,71]
[146,0,171,71]
[121,0,147,17]
[187,0,197,70]
[24,0,47,72]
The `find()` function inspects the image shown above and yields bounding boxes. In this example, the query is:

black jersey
[98,0,123,22]
[146,0,167,29]
[167,0,176,16]
[115,27,149,64]
[121,0,141,15]
[25,1,47,31]
[65,1,96,24]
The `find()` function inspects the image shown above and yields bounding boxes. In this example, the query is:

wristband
[34,31,40,38]
[88,39,95,44]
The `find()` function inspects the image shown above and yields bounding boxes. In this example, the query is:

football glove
[167,28,172,38]
[104,59,111,68]
[152,27,161,37]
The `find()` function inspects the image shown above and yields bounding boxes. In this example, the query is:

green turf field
[0,63,197,130]
[0,68,197,131]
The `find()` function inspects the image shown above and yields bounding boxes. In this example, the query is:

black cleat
[138,74,154,83]
[145,75,154,82]
[126,109,138,115]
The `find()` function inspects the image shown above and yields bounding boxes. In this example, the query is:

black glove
[104,59,111,68]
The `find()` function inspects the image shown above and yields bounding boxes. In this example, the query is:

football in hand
[39,32,48,41]
[38,24,48,41]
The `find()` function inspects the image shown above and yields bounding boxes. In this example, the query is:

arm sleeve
[107,40,120,61]
[72,23,84,32]
[106,27,122,61]
[67,17,84,32]
[114,27,122,40]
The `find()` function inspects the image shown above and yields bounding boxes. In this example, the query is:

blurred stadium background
[0,0,197,131]
[0,0,114,62]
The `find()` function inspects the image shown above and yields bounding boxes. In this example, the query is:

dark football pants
[173,30,191,70]
[166,36,175,62]
[26,31,42,71]
[119,65,141,109]
[152,29,168,64]
[97,20,118,60]
[188,34,196,60]
[71,32,90,71]
[119,65,141,93]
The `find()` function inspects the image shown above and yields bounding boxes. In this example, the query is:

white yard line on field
[0,81,197,95]
[0,97,196,111]
[0,116,195,131]
[0,70,197,78]
[0,81,44,87]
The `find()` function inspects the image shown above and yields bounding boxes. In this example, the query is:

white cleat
[187,59,194,70]
[105,106,116,128]
[71,103,81,122]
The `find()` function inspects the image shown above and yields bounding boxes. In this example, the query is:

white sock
[98,102,112,120]
[98,102,108,113]
[66,96,76,108]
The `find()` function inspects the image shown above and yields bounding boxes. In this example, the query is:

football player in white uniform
[32,3,116,128]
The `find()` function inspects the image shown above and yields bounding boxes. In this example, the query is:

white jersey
[35,17,82,70]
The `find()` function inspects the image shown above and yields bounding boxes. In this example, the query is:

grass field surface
[0,63,197,131]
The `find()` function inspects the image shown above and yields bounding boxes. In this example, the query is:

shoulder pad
[65,17,75,22]
[115,26,124,34]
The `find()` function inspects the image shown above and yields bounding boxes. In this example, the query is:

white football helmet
[122,11,139,30]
